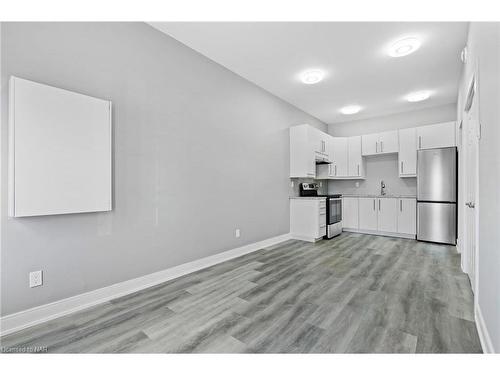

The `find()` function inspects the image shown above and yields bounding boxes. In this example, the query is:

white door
[342,197,359,229]
[397,198,417,235]
[377,198,398,233]
[359,197,378,231]
[417,122,456,150]
[463,76,480,293]
[398,128,417,176]
[331,137,348,177]
[378,131,399,154]
[348,136,363,177]
[361,133,379,156]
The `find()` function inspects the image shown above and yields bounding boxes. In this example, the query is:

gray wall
[0,22,326,315]
[457,22,500,352]
[328,103,456,137]
[327,105,456,196]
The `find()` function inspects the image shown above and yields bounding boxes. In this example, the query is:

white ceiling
[150,22,468,125]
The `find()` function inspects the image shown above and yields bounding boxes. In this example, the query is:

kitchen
[290,121,457,244]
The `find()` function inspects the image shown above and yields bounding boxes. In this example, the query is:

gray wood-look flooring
[0,233,482,353]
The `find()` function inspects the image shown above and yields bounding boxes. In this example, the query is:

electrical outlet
[290,180,294,188]
[319,182,323,187]
[235,228,241,238]
[29,270,43,288]
[355,182,360,188]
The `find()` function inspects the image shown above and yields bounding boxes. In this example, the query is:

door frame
[461,64,481,298]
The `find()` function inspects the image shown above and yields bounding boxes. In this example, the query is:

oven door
[328,198,342,225]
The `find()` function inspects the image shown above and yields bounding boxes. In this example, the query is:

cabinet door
[377,198,398,233]
[342,197,359,229]
[398,128,417,176]
[308,126,323,154]
[331,137,348,177]
[348,136,363,177]
[362,133,379,156]
[359,197,378,231]
[417,121,456,150]
[397,198,416,235]
[378,130,398,154]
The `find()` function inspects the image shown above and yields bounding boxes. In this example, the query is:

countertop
[341,194,417,198]
[289,196,327,200]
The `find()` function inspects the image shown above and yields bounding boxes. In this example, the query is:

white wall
[327,104,456,196]
[327,154,416,196]
[328,103,456,137]
[0,22,326,316]
[457,22,500,353]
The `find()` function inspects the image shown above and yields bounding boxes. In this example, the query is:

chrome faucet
[380,180,386,196]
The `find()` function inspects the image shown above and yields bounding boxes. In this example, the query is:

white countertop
[289,196,327,200]
[341,194,416,198]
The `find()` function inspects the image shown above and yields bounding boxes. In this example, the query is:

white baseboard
[0,233,291,337]
[475,303,496,353]
[342,228,416,240]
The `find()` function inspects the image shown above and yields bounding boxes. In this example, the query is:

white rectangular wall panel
[9,77,112,217]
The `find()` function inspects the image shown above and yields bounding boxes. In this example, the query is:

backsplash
[327,154,417,196]
[289,178,329,197]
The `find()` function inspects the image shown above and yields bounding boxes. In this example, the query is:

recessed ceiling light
[406,90,431,102]
[300,69,325,85]
[340,105,362,115]
[388,37,421,57]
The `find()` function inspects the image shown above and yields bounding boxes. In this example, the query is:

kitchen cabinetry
[342,197,359,229]
[290,124,330,178]
[358,197,378,231]
[397,198,416,235]
[348,136,365,178]
[417,121,456,150]
[377,197,398,233]
[362,131,398,156]
[290,198,327,242]
[398,128,417,177]
[330,137,348,177]
[342,196,416,238]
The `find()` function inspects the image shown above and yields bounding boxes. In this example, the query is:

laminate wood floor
[0,233,482,353]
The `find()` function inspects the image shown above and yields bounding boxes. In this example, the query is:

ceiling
[150,22,468,125]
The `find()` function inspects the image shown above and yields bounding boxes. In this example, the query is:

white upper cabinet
[417,121,456,150]
[398,127,417,177]
[290,124,328,178]
[377,197,398,233]
[330,137,348,177]
[378,131,398,154]
[362,131,398,156]
[348,136,364,178]
[361,133,379,156]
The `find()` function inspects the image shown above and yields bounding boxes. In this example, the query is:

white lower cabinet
[358,197,378,231]
[397,198,416,235]
[342,197,359,229]
[290,198,327,242]
[377,198,398,233]
[343,196,416,238]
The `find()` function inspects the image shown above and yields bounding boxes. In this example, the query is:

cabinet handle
[378,199,381,211]
[418,136,422,149]
[380,141,384,153]
[335,165,337,176]
[401,161,404,174]
[375,141,378,153]
[357,164,360,176]
[400,200,402,211]
[373,199,376,211]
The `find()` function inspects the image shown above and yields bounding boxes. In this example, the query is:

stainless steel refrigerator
[417,147,457,245]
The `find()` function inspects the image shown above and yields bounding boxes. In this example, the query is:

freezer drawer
[417,202,456,245]
[417,147,457,202]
